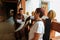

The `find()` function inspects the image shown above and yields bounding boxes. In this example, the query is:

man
[15,8,34,32]
[29,8,45,40]
[15,8,29,31]
[15,8,35,40]
[15,8,31,40]
[7,9,14,25]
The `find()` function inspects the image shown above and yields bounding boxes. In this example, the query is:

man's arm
[32,33,40,40]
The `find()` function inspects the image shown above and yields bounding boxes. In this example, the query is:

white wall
[26,0,41,15]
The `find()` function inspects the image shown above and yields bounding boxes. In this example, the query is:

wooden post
[21,0,25,14]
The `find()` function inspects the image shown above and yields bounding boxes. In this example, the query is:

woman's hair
[48,10,56,19]
[35,8,44,18]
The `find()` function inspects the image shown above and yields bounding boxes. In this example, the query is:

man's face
[34,11,39,19]
[10,9,14,16]
[19,10,23,14]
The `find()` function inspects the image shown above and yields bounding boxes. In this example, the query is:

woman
[29,8,45,40]
[48,10,57,40]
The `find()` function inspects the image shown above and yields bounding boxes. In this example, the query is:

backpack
[43,18,51,40]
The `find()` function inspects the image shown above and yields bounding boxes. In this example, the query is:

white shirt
[15,14,29,32]
[29,21,45,40]
[42,16,48,20]
[7,17,14,25]
[23,14,29,21]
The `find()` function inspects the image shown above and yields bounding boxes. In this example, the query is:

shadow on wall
[3,2,17,19]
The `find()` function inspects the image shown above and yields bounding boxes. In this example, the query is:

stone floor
[0,21,15,40]
[0,21,60,40]
[52,36,60,40]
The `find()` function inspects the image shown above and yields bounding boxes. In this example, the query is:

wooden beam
[3,0,17,3]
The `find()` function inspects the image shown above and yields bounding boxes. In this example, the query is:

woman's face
[48,12,53,19]
[48,11,56,19]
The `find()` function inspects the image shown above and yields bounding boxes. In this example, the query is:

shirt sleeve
[35,21,44,34]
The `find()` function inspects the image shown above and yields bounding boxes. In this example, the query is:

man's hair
[35,8,45,18]
[19,8,23,11]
